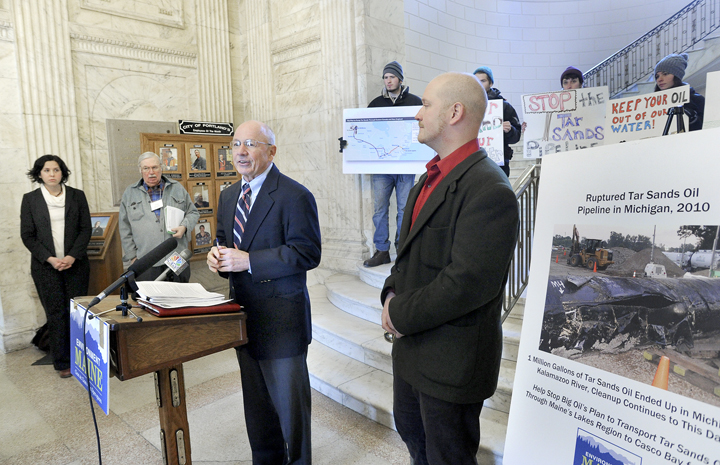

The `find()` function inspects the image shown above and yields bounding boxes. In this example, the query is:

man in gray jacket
[119,152,199,281]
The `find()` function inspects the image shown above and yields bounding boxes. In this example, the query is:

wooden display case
[141,133,233,258]
[88,212,123,296]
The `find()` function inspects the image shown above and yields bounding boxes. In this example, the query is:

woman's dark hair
[26,154,71,184]
[654,76,684,92]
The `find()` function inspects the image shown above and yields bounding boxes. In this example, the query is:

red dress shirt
[411,139,480,228]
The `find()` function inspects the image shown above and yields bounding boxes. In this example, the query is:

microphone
[154,249,192,281]
[88,237,178,308]
[127,237,179,278]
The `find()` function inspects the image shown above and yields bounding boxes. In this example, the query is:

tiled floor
[0,343,410,465]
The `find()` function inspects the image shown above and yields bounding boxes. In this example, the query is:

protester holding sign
[474,66,521,177]
[522,86,608,156]
[654,53,705,131]
[364,61,422,267]
[522,66,587,135]
[560,66,584,90]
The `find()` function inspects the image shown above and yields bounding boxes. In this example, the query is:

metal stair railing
[584,0,720,97]
[503,163,540,323]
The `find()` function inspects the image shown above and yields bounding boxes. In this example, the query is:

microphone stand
[80,271,145,465]
[90,275,143,322]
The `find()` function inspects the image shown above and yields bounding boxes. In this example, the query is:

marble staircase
[306,263,525,463]
[508,155,535,181]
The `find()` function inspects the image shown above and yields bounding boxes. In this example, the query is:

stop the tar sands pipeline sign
[178,120,233,136]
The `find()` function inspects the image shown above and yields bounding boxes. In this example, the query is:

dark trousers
[393,373,484,465]
[501,160,511,177]
[236,347,312,465]
[31,259,90,371]
[136,265,190,282]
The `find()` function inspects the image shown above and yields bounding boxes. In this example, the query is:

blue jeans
[371,174,415,251]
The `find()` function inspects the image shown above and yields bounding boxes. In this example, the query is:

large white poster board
[604,86,690,144]
[342,106,434,174]
[478,99,506,166]
[703,71,720,130]
[504,128,720,465]
[522,87,608,159]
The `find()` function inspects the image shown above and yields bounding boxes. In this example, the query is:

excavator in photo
[566,225,614,271]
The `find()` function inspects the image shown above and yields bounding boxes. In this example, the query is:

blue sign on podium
[70,299,110,415]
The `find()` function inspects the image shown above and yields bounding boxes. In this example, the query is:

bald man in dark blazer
[381,73,519,465]
[208,120,321,465]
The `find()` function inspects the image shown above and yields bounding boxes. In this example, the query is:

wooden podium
[82,298,247,465]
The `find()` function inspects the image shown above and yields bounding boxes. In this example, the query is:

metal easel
[662,106,686,136]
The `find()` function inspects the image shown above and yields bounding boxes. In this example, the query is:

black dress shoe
[363,250,391,267]
[58,369,72,378]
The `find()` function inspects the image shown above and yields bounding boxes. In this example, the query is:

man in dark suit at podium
[207,120,321,465]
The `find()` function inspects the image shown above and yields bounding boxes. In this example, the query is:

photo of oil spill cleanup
[540,224,720,407]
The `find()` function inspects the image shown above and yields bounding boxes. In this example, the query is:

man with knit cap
[560,66,584,90]
[654,52,705,131]
[364,61,423,267]
[473,66,521,177]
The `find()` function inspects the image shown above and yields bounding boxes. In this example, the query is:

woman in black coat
[654,52,705,131]
[21,155,91,378]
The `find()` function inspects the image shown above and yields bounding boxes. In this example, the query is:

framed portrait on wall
[214,144,237,178]
[188,180,214,216]
[91,216,111,239]
[192,217,215,255]
[186,143,211,179]
[88,212,118,254]
[215,179,236,209]
[153,142,183,180]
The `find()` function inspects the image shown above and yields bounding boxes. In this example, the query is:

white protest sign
[604,86,690,144]
[522,87,608,159]
[478,99,505,165]
[503,128,720,465]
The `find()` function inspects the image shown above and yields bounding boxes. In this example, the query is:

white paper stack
[164,206,185,234]
[135,282,232,308]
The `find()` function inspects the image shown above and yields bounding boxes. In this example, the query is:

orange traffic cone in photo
[555,255,559,263]
[593,261,597,272]
[652,356,670,390]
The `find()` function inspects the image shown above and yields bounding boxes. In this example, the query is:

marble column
[0,0,82,352]
[244,0,274,122]
[13,0,82,186]
[196,0,234,122]
[317,0,369,272]
[0,12,35,353]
